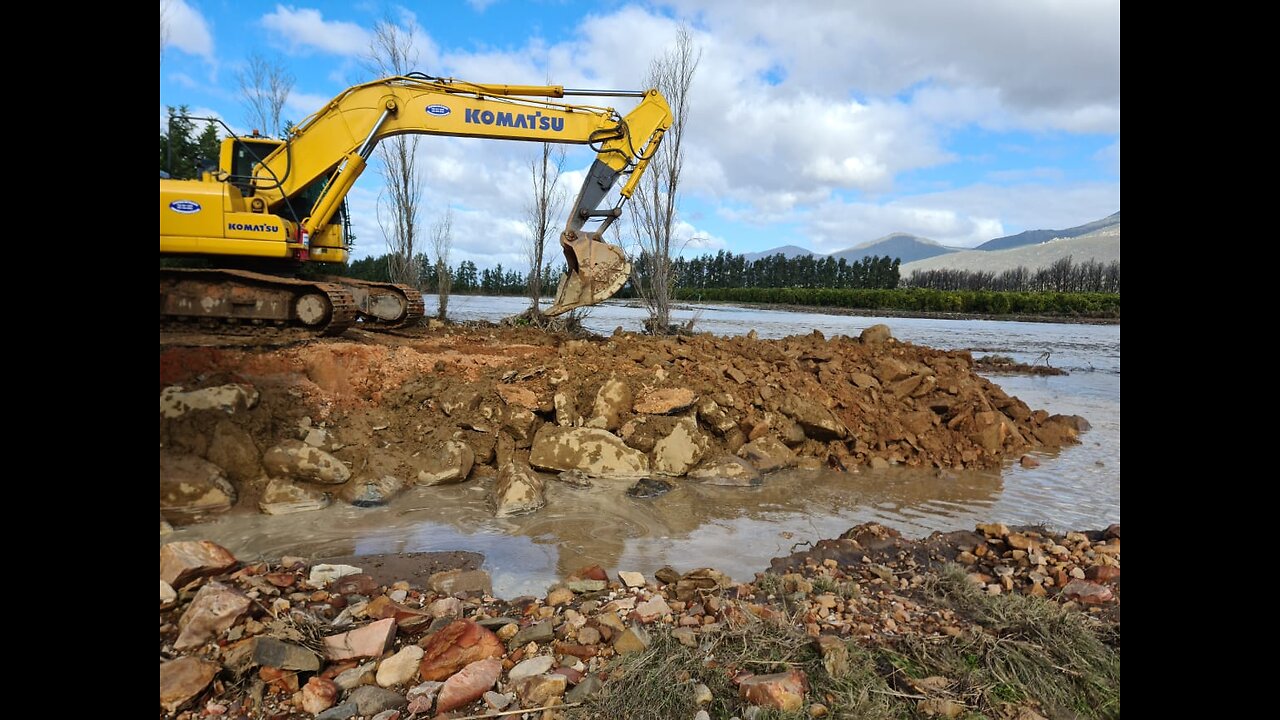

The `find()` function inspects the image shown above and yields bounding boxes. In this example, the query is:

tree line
[906,256,1120,293]
[634,250,901,292]
[675,287,1119,317]
[340,252,560,296]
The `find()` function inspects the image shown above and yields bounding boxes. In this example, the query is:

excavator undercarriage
[159,269,425,334]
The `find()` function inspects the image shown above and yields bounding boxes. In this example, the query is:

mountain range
[737,211,1120,272]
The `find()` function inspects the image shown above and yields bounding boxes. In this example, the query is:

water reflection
[166,465,1005,597]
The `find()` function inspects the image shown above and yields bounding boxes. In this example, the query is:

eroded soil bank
[159,324,1088,525]
[159,521,1119,719]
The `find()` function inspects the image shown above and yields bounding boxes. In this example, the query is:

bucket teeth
[546,230,631,316]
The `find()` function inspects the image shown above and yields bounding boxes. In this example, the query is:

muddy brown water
[166,298,1120,598]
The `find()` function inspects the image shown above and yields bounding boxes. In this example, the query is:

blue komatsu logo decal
[464,108,564,132]
[228,222,281,233]
[169,200,201,214]
[426,104,451,117]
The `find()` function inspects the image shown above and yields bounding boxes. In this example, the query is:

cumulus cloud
[241,2,1118,262]
[671,0,1119,127]
[261,5,372,56]
[284,91,334,119]
[162,0,214,60]
[805,182,1120,249]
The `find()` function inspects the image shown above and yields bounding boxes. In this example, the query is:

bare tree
[628,25,700,333]
[430,208,454,321]
[524,143,568,311]
[364,20,423,287]
[236,52,295,137]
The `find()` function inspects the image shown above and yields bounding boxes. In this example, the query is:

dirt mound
[159,325,1085,520]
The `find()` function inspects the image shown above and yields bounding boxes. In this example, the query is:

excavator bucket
[546,229,632,316]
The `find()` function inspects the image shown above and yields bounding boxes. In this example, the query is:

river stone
[263,440,350,484]
[341,475,406,507]
[376,645,425,687]
[587,376,632,431]
[530,426,649,478]
[778,394,847,440]
[175,581,251,650]
[160,383,258,419]
[205,420,261,482]
[508,655,555,683]
[634,387,697,415]
[859,324,892,345]
[415,440,475,485]
[159,451,237,521]
[160,540,237,587]
[348,685,407,715]
[493,460,545,516]
[497,385,539,409]
[696,398,738,436]
[259,477,330,515]
[653,417,707,475]
[688,456,762,486]
[159,657,220,712]
[737,435,795,473]
[627,478,674,498]
[553,391,577,427]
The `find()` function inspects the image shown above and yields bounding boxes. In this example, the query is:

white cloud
[168,72,199,89]
[805,182,1120,249]
[671,0,1119,127]
[162,0,214,60]
[244,2,1118,264]
[284,91,334,119]
[261,5,372,56]
[467,0,497,11]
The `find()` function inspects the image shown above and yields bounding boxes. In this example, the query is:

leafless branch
[365,19,424,288]
[628,25,700,334]
[524,142,567,312]
[236,52,295,137]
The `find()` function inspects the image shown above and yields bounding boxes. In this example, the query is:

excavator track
[160,268,357,336]
[320,277,426,329]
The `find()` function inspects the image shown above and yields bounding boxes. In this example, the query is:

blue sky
[160,0,1120,266]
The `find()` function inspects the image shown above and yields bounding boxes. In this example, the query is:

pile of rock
[160,520,1120,718]
[159,325,1089,523]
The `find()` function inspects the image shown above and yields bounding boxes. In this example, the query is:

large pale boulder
[414,440,475,486]
[652,417,707,476]
[263,440,350,484]
[586,376,632,431]
[160,384,258,419]
[259,477,330,515]
[530,426,649,478]
[160,451,236,521]
[493,461,546,516]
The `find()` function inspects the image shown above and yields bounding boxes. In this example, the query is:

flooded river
[167,297,1120,597]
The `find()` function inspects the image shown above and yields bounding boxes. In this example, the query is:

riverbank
[438,294,1121,325]
[160,323,1088,528]
[671,299,1121,326]
[160,521,1119,718]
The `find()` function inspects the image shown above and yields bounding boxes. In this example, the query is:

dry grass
[571,609,896,720]
[572,567,1118,719]
[890,565,1121,719]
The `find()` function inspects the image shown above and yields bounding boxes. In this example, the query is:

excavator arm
[251,75,672,315]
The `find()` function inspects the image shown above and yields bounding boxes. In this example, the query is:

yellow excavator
[160,74,672,335]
